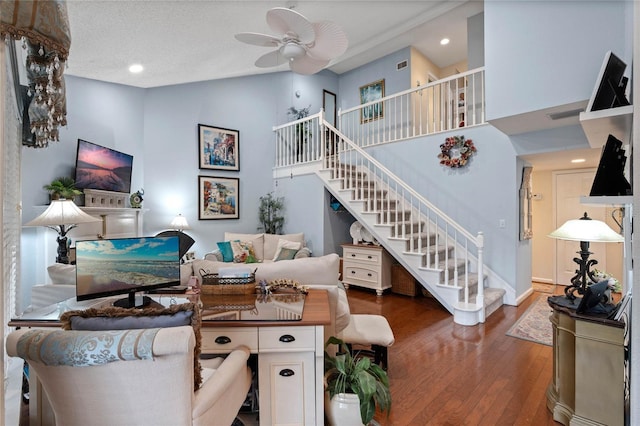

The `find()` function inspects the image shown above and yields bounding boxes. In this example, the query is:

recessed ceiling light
[571,158,586,164]
[440,38,450,45]
[129,64,144,73]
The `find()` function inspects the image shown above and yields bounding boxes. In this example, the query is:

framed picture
[198,124,240,171]
[359,79,385,123]
[198,176,239,220]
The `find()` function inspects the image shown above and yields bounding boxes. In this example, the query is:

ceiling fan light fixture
[281,42,306,60]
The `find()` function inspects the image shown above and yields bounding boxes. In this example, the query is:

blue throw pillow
[217,241,234,262]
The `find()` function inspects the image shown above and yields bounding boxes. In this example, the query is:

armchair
[6,326,251,426]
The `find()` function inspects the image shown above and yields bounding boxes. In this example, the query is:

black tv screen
[75,236,181,308]
[75,139,133,193]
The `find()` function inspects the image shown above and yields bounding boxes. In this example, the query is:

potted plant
[258,192,285,234]
[324,336,391,425]
[43,176,82,201]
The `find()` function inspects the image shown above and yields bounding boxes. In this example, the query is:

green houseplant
[43,176,82,201]
[258,192,284,234]
[324,336,391,425]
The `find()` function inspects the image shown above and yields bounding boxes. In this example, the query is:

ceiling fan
[235,7,348,75]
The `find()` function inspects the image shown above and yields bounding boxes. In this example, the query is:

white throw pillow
[272,239,301,261]
[47,264,76,284]
[263,233,304,260]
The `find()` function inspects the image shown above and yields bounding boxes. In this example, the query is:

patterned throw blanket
[16,328,160,367]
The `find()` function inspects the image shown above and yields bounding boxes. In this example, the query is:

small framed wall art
[198,176,239,220]
[359,79,385,123]
[198,124,240,171]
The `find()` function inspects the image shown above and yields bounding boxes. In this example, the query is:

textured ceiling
[64,1,484,88]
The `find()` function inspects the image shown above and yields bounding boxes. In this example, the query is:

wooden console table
[9,289,331,426]
[546,296,626,426]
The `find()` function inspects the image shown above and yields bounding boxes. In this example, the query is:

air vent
[546,108,584,120]
[396,60,408,71]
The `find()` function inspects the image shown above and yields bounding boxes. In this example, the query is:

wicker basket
[391,264,419,296]
[200,273,257,295]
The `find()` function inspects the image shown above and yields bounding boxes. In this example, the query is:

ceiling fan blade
[307,21,348,61]
[255,50,287,68]
[289,55,329,75]
[234,32,281,48]
[267,7,315,45]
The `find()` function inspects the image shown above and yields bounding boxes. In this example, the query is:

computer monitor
[75,236,181,308]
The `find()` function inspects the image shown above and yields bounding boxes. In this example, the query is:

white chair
[337,314,395,370]
[6,326,251,426]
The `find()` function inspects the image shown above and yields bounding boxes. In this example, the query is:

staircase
[272,67,507,325]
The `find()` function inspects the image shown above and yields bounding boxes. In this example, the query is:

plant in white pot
[324,336,391,425]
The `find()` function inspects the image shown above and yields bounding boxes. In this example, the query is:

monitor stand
[113,292,152,309]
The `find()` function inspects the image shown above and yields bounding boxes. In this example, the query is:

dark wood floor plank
[342,286,559,425]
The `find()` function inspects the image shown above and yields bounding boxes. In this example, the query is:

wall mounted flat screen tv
[75,236,181,308]
[75,139,133,193]
[586,51,630,112]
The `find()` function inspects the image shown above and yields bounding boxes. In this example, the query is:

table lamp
[170,213,191,232]
[25,199,101,264]
[548,212,623,300]
[156,214,194,260]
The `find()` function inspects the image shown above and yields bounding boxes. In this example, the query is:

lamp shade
[25,199,100,227]
[170,214,190,231]
[548,212,623,243]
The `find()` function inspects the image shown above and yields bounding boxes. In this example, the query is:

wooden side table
[546,296,626,426]
[341,244,392,296]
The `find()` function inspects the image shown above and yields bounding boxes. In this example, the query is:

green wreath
[438,135,477,168]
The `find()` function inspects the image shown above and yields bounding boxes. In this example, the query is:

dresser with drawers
[341,243,392,296]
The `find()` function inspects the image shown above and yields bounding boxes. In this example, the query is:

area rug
[506,296,553,346]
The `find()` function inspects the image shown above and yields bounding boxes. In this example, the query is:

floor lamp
[548,212,624,300]
[25,199,101,264]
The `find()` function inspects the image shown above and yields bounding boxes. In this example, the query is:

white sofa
[202,232,311,264]
[29,264,77,310]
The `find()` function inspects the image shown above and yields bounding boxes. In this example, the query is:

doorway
[531,168,624,287]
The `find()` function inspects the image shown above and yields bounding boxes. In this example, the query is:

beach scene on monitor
[76,237,180,299]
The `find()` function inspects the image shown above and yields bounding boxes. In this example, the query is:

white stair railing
[273,112,323,168]
[338,67,485,148]
[323,122,484,306]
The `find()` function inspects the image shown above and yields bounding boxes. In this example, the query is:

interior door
[554,171,609,286]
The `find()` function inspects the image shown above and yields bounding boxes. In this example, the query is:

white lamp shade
[548,215,623,243]
[170,214,190,231]
[25,199,100,227]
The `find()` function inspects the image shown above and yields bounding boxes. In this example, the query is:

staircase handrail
[324,120,482,247]
[339,67,485,116]
[273,111,322,131]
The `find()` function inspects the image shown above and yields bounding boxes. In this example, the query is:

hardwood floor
[344,285,560,425]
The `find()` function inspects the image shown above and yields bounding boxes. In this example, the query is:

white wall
[485,0,630,121]
[364,125,521,288]
[338,47,412,112]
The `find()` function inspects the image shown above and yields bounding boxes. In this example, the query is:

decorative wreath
[438,135,477,168]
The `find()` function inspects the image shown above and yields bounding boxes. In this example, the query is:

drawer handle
[279,334,296,343]
[214,336,231,345]
[367,273,372,277]
[279,369,295,377]
[351,271,356,274]
[367,255,372,259]
[351,253,356,257]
